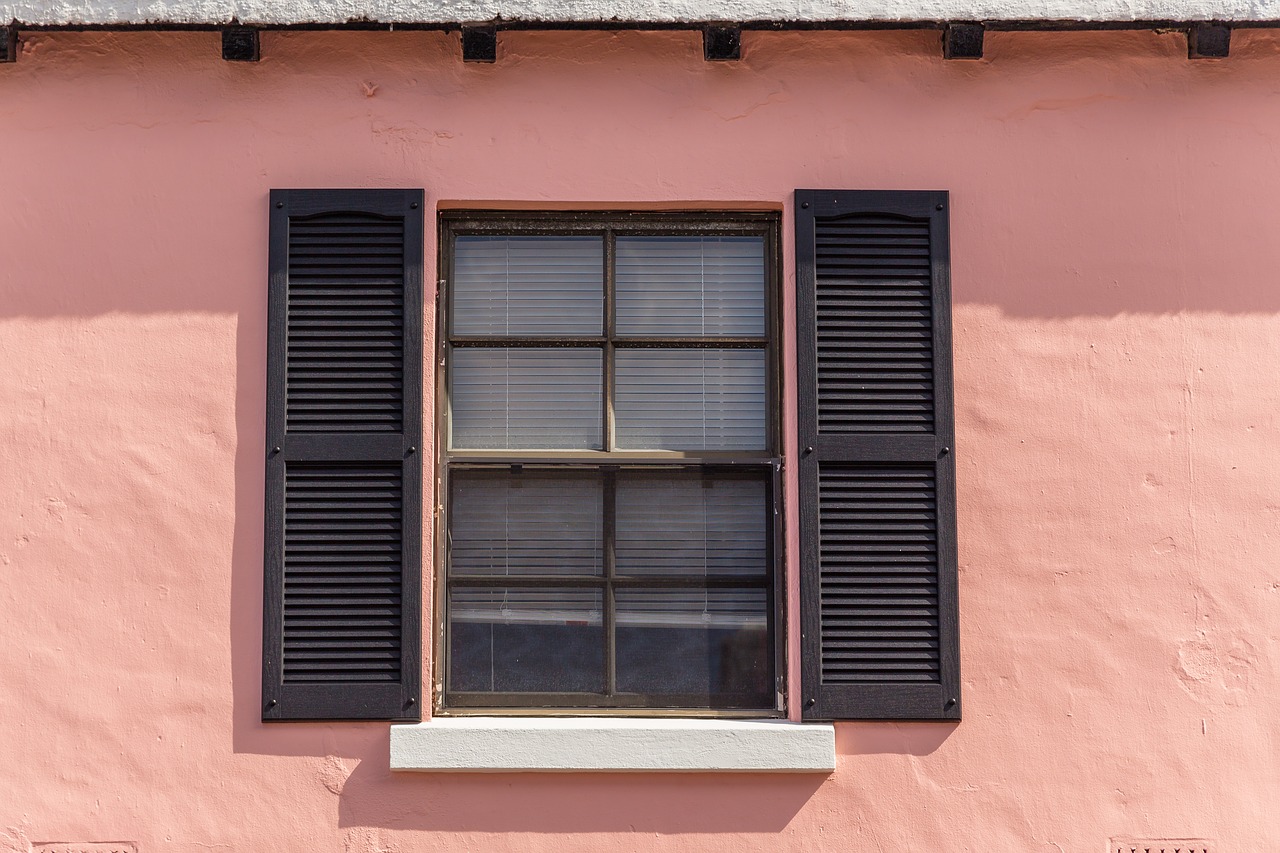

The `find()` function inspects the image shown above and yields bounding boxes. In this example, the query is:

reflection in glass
[616,473,766,576]
[614,349,766,450]
[616,587,770,703]
[449,587,604,693]
[451,472,603,576]
[616,236,766,337]
[453,236,604,335]
[450,348,603,449]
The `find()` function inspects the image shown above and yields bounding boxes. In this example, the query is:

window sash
[440,214,777,463]
[435,212,783,715]
[441,465,780,711]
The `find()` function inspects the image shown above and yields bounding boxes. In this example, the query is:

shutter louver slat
[264,189,423,722]
[286,213,404,434]
[796,189,959,721]
[818,466,940,684]
[815,214,934,434]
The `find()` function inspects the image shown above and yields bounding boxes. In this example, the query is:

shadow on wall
[335,732,827,832]
[216,211,832,833]
[6,30,1280,321]
[220,290,875,831]
[835,722,954,756]
[222,278,951,830]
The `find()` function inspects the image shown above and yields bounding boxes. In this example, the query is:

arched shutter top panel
[795,190,959,722]
[813,210,936,436]
[286,210,407,434]
[263,189,424,722]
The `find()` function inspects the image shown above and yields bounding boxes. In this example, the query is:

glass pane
[616,236,766,337]
[453,236,603,335]
[450,472,603,577]
[614,349,766,450]
[616,587,770,704]
[451,348,603,449]
[449,587,604,693]
[616,473,766,577]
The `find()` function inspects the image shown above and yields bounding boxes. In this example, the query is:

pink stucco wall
[2,25,1278,851]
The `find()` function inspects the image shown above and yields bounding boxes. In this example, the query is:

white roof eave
[5,0,1278,27]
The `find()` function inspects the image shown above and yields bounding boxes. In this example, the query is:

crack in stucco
[711,90,788,122]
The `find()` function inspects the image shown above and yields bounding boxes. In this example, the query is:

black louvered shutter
[795,189,959,721]
[263,189,423,721]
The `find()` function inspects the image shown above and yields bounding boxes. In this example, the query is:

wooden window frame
[433,210,786,716]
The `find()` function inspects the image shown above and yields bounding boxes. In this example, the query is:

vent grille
[286,213,405,433]
[283,465,403,683]
[818,465,940,684]
[814,215,934,434]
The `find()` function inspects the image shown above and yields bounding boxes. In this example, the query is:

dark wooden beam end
[462,26,497,62]
[222,27,260,61]
[703,25,742,61]
[1,27,18,63]
[943,23,984,59]
[1189,22,1230,58]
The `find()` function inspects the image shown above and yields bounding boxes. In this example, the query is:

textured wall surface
[1,27,1278,853]
[5,0,1280,24]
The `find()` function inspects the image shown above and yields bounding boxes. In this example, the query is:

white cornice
[5,0,1279,26]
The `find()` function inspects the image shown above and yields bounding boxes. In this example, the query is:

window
[436,212,783,713]
[261,189,960,729]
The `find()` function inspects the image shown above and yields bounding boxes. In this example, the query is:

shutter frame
[263,188,424,721]
[796,189,959,721]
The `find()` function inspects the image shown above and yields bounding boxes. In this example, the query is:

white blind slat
[451,473,604,576]
[616,236,765,337]
[614,349,766,451]
[616,588,767,630]
[454,236,604,335]
[450,588,604,626]
[450,348,603,449]
[616,474,767,576]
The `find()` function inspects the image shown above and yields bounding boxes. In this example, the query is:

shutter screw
[800,201,809,209]
[940,446,949,456]
[946,697,956,707]
[805,698,816,708]
[936,203,944,210]
[406,697,416,705]
[272,446,281,455]
[407,446,416,454]
[275,201,284,209]
[804,446,814,455]
[267,699,277,707]
[410,202,419,209]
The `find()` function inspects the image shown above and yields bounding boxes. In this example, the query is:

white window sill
[390,717,836,773]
